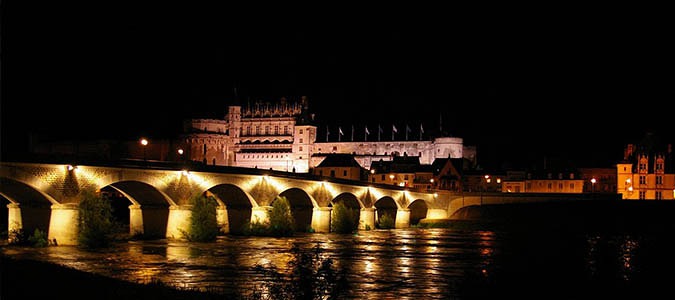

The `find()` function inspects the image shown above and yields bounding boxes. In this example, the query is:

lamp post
[140,138,148,162]
[590,178,597,193]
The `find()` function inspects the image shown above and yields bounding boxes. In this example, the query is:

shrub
[182,193,219,242]
[28,229,49,247]
[7,228,27,245]
[331,202,356,234]
[268,196,294,237]
[377,213,395,229]
[78,188,115,248]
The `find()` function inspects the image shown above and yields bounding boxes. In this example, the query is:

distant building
[312,153,366,181]
[617,133,675,200]
[180,97,476,173]
[501,169,583,193]
[578,168,616,193]
[368,156,422,188]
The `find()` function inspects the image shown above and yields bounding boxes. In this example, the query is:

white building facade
[180,97,473,173]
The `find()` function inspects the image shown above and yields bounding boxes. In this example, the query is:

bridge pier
[48,203,80,245]
[166,205,192,240]
[217,206,229,234]
[6,203,22,242]
[129,204,144,236]
[311,207,332,233]
[359,207,376,230]
[395,208,411,229]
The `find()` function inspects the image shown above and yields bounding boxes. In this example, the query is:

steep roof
[316,153,362,168]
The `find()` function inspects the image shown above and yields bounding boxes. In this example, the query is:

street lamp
[590,178,597,193]
[140,138,148,162]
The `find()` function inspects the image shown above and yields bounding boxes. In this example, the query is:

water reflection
[2,227,669,299]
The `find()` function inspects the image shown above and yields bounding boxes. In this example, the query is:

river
[3,221,673,299]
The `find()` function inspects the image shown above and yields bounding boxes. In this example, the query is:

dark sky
[2,4,674,170]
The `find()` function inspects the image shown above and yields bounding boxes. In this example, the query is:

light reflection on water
[2,227,668,299]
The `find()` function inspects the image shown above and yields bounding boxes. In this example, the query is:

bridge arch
[206,183,256,234]
[374,196,398,227]
[331,192,362,231]
[408,199,429,225]
[104,180,172,238]
[278,187,316,232]
[0,177,54,240]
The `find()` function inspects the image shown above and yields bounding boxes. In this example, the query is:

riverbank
[0,254,222,300]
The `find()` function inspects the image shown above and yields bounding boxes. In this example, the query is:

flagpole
[326,126,329,142]
[378,124,381,141]
[405,124,408,141]
[351,125,354,142]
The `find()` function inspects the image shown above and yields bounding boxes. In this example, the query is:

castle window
[300,138,303,143]
[265,126,269,135]
[284,126,289,135]
[639,191,646,200]
[300,129,304,134]
[381,174,385,181]
[330,170,335,177]
[319,170,323,176]
[570,183,575,190]
[299,146,303,151]
[343,170,347,176]
[639,175,646,184]
[255,126,260,135]
[656,191,662,200]
[656,176,663,185]
[274,126,279,135]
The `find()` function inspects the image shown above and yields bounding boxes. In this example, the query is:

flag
[339,127,344,136]
[392,125,398,133]
[420,123,424,141]
[406,124,411,132]
[365,126,370,135]
[365,126,370,141]
[351,125,354,141]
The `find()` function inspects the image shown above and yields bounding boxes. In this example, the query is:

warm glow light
[591,178,597,184]
[628,186,634,192]
[429,178,434,183]
[177,148,184,155]
[433,193,438,198]
[370,169,375,174]
[140,138,148,146]
[484,175,490,179]
[389,174,395,179]
[398,182,405,187]
[626,178,631,183]
[496,178,501,184]
[66,165,76,171]
[181,170,189,176]
[486,178,491,183]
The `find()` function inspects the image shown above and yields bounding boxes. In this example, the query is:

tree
[183,193,219,242]
[331,202,356,234]
[78,188,115,248]
[268,196,294,236]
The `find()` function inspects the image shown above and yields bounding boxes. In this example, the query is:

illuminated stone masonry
[181,97,475,172]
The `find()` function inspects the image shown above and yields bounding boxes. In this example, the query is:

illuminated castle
[179,97,475,173]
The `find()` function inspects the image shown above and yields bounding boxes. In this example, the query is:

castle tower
[292,124,316,173]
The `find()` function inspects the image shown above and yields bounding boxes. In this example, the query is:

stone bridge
[0,162,455,245]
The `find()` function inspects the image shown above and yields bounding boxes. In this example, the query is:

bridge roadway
[0,161,615,245]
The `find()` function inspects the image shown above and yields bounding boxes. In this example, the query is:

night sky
[2,4,673,170]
